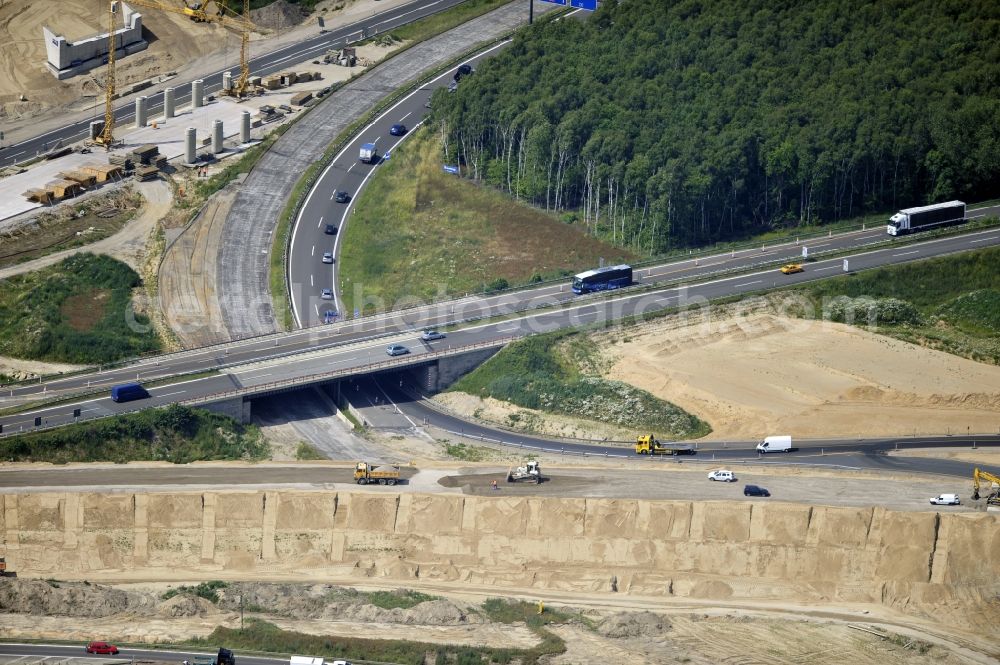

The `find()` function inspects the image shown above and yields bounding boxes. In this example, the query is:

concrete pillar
[164,87,175,118]
[192,78,204,108]
[240,110,251,144]
[222,71,232,92]
[89,119,103,140]
[134,95,147,128]
[212,119,223,154]
[185,127,197,164]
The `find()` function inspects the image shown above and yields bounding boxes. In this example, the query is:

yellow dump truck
[354,461,400,486]
[635,434,695,456]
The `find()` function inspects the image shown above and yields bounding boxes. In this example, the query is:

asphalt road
[2,224,1000,435]
[0,0,467,167]
[0,645,284,665]
[289,43,508,327]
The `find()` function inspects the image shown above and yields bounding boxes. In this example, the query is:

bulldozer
[507,460,541,483]
[0,557,14,577]
[972,467,1000,506]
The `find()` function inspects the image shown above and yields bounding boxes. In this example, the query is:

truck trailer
[635,434,695,456]
[359,143,377,164]
[887,201,965,236]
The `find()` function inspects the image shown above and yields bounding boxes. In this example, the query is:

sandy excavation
[601,312,1000,440]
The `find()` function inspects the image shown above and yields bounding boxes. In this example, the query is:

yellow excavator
[972,467,1000,505]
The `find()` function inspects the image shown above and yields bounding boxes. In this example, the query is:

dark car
[743,484,771,497]
[86,642,119,655]
[389,124,407,136]
[334,190,351,203]
[453,63,473,82]
[324,224,338,235]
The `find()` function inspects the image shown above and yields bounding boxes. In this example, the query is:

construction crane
[972,467,1000,505]
[94,0,254,149]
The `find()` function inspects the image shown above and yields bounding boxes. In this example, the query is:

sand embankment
[1,490,997,639]
[604,313,1000,439]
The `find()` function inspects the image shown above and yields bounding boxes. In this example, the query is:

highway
[289,43,507,326]
[2,224,1000,435]
[0,645,283,665]
[0,0,467,168]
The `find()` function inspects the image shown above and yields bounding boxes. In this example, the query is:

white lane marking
[310,274,314,287]
[398,111,411,122]
[735,280,762,287]
[311,245,315,256]
[314,304,319,316]
[238,372,272,380]
[893,250,920,257]
[813,265,839,271]
[969,213,984,218]
[157,390,186,398]
[288,39,512,325]
[969,237,996,243]
[330,191,336,200]
[371,136,380,145]
[346,162,355,173]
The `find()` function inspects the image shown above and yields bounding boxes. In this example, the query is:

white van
[756,435,793,453]
[929,494,960,505]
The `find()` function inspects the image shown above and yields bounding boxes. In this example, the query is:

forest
[432,0,1000,251]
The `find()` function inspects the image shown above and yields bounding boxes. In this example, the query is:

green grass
[190,618,536,665]
[442,441,493,461]
[384,0,514,43]
[340,131,632,315]
[162,580,227,604]
[294,442,327,460]
[0,405,269,463]
[0,253,161,364]
[364,589,438,610]
[794,246,1000,363]
[451,330,710,438]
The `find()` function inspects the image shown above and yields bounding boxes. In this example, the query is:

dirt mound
[597,611,670,638]
[216,583,477,625]
[155,593,217,618]
[0,579,154,617]
[690,580,734,600]
[250,0,307,31]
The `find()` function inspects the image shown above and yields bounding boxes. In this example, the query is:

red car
[86,642,119,655]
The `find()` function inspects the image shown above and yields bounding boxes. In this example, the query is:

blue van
[110,382,149,403]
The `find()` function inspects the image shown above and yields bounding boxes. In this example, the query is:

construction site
[0,0,998,663]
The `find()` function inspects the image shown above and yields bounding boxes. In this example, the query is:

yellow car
[780,263,804,274]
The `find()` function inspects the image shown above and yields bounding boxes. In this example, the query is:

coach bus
[571,264,633,294]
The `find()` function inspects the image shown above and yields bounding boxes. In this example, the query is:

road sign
[539,0,567,4]
[569,0,597,8]
[802,246,808,258]
[443,165,459,174]
[843,259,849,272]
[384,150,391,161]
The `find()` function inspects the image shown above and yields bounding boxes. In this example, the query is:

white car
[322,251,334,264]
[421,329,445,341]
[929,494,960,505]
[708,469,735,482]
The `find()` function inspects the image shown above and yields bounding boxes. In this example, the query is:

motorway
[289,44,508,326]
[0,0,467,168]
[0,645,283,665]
[2,224,1000,435]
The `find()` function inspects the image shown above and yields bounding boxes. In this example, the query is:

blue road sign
[443,165,459,174]
[540,0,568,4]
[384,151,391,160]
[569,0,597,8]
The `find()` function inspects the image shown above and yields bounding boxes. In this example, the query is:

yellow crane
[972,467,1000,505]
[94,0,255,148]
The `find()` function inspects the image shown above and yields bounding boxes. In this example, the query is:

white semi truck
[887,200,965,236]
[359,142,377,164]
